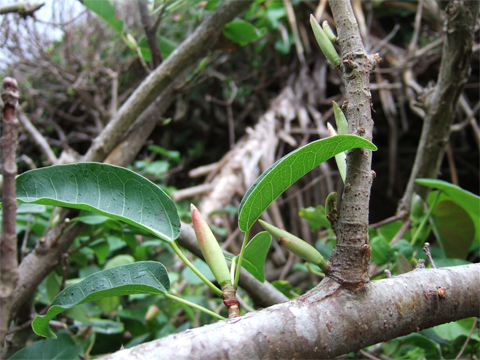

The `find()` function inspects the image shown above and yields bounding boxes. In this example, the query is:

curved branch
[100,264,480,359]
[84,0,253,163]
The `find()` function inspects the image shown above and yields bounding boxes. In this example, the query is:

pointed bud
[332,101,348,135]
[322,21,337,44]
[327,123,346,183]
[259,220,329,271]
[191,204,231,286]
[325,192,337,216]
[310,14,340,66]
[123,33,138,51]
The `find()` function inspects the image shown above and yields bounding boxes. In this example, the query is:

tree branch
[327,0,380,285]
[0,1,44,16]
[100,264,480,359]
[84,0,253,163]
[137,0,163,68]
[0,77,20,350]
[398,0,479,212]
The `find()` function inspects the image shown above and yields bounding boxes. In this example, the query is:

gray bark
[100,264,480,359]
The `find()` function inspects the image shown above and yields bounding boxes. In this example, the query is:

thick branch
[399,0,479,212]
[0,1,44,16]
[327,0,379,285]
[100,264,480,359]
[84,0,253,162]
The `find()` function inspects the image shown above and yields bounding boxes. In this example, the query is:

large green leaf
[430,200,475,259]
[32,261,170,339]
[238,135,377,231]
[83,0,124,33]
[9,333,82,360]
[417,178,479,241]
[16,163,180,242]
[224,232,272,282]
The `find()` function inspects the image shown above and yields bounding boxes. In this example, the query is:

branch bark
[83,0,253,162]
[398,0,479,212]
[326,0,380,285]
[0,77,20,350]
[0,1,44,16]
[137,0,163,68]
[100,264,480,359]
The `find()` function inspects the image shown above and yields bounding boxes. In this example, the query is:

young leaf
[16,163,180,243]
[32,261,170,339]
[223,232,271,283]
[238,135,377,232]
[83,0,124,34]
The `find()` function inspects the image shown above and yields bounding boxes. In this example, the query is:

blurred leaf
[299,205,330,231]
[104,255,135,269]
[83,0,124,33]
[32,262,170,338]
[430,200,475,259]
[89,240,110,264]
[392,239,414,260]
[148,145,181,162]
[271,280,299,299]
[46,272,62,302]
[16,203,46,214]
[238,135,377,232]
[16,163,181,243]
[315,239,334,259]
[76,210,110,225]
[395,253,412,274]
[420,179,480,241]
[9,333,81,359]
[434,258,471,268]
[182,258,215,285]
[371,236,392,266]
[76,318,124,334]
[433,318,480,342]
[377,221,404,242]
[223,19,261,46]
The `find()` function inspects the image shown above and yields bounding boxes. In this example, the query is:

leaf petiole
[410,191,441,246]
[170,240,223,297]
[234,230,250,287]
[163,293,226,321]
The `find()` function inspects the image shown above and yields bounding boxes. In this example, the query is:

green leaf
[223,19,261,46]
[391,239,414,260]
[139,35,178,61]
[83,0,124,33]
[16,163,180,242]
[299,206,330,231]
[417,178,480,241]
[9,333,82,360]
[76,210,110,225]
[434,258,471,268]
[32,261,170,338]
[430,200,475,259]
[223,232,272,282]
[433,318,480,342]
[371,236,392,266]
[181,258,215,285]
[238,135,377,231]
[242,231,271,282]
[395,253,412,274]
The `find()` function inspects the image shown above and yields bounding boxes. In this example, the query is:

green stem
[230,257,236,286]
[234,230,250,287]
[163,293,226,320]
[306,263,326,278]
[170,241,222,297]
[410,191,441,246]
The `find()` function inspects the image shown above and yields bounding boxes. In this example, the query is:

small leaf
[242,231,271,282]
[395,253,412,274]
[391,239,414,260]
[9,333,81,360]
[310,14,340,66]
[430,200,475,259]
[83,0,124,33]
[223,232,272,282]
[299,206,330,231]
[32,262,170,338]
[16,163,180,242]
[223,19,261,46]
[332,101,348,135]
[238,135,377,232]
